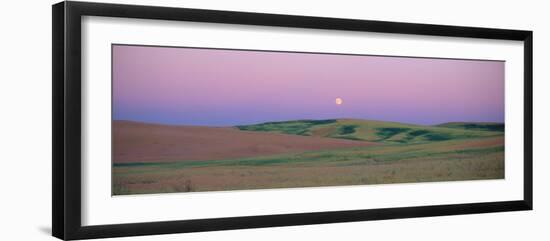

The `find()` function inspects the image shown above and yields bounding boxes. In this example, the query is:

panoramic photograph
[112,44,505,195]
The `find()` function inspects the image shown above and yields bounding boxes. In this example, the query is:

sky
[112,45,504,126]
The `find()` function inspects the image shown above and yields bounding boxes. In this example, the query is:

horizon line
[112,118,505,128]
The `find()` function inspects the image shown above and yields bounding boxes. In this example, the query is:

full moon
[335,97,343,105]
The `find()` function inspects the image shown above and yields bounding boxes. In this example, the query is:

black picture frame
[52,1,533,240]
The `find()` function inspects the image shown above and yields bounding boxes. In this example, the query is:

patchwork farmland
[112,119,504,195]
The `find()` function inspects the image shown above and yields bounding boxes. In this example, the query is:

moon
[335,97,343,105]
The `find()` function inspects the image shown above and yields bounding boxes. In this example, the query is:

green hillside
[237,119,503,144]
[436,122,504,132]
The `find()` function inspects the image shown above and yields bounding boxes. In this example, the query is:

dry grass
[113,136,504,195]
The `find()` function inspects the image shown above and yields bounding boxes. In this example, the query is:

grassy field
[237,119,502,143]
[112,119,504,195]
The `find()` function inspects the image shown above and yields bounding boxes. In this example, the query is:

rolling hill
[237,119,503,144]
[436,122,504,132]
[113,119,505,194]
[113,120,378,163]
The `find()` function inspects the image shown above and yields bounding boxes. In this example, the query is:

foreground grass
[113,136,504,195]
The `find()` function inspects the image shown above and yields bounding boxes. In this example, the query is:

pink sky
[113,45,504,126]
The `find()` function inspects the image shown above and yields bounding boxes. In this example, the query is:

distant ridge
[436,122,504,132]
[237,119,504,144]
